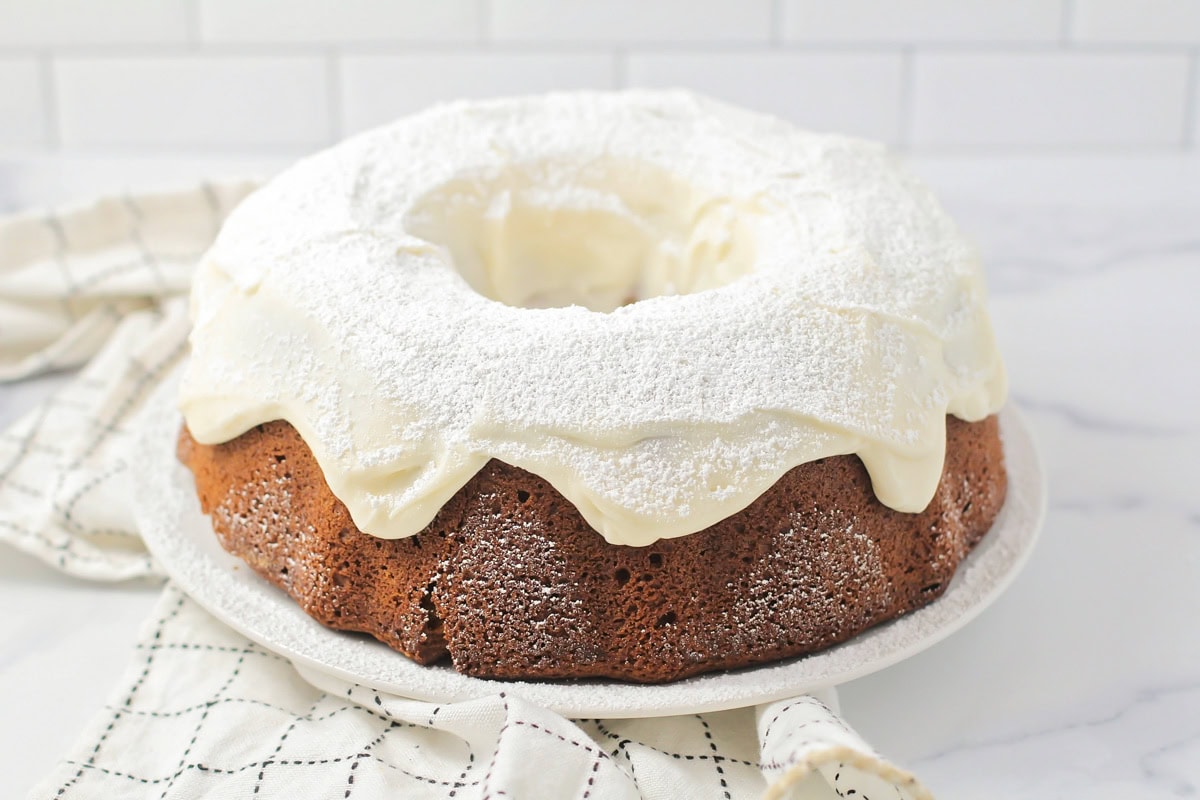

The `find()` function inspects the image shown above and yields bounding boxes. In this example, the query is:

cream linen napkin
[1,185,932,800]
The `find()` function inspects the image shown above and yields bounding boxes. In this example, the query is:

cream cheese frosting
[179,90,1007,547]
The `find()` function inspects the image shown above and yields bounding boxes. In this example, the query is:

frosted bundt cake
[176,91,1008,683]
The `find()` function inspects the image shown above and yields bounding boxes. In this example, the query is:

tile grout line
[184,0,202,48]
[6,42,1200,59]
[1060,0,1076,47]
[326,50,342,144]
[478,0,491,44]
[39,49,60,150]
[613,48,628,89]
[896,140,1191,156]
[897,46,915,152]
[1184,49,1199,149]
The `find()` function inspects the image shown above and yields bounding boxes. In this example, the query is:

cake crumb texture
[177,415,1005,683]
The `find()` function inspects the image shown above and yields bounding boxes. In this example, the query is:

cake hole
[655,611,677,628]
[274,454,286,463]
[614,567,631,586]
[648,553,663,567]
[404,159,762,312]
[921,583,942,594]
[516,490,531,504]
[419,582,437,611]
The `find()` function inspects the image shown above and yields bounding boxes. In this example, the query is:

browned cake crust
[177,415,1006,683]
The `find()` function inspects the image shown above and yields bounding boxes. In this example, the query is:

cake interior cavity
[405,158,760,312]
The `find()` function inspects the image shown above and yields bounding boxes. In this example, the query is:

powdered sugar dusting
[179,90,1006,546]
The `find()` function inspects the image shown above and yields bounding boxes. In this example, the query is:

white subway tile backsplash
[340,53,614,133]
[1072,0,1200,44]
[626,52,905,142]
[911,53,1191,148]
[55,57,331,148]
[489,0,773,44]
[0,0,189,46]
[782,0,1064,43]
[0,2,1195,155]
[1192,57,1200,145]
[198,0,482,44]
[0,60,47,147]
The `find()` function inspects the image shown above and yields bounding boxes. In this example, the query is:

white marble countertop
[2,153,1198,798]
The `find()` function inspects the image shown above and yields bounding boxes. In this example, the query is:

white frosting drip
[179,90,1007,547]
